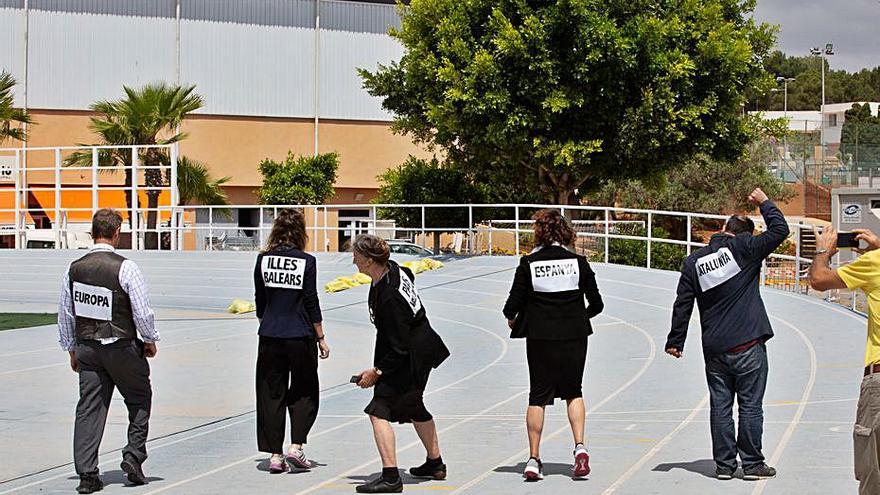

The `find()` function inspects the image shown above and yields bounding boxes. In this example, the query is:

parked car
[387,240,434,257]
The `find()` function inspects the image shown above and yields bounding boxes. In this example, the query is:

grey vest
[69,250,137,341]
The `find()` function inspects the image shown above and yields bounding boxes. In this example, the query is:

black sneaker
[76,474,104,494]
[743,463,776,480]
[120,453,147,486]
[716,467,735,480]
[409,459,447,480]
[355,475,403,493]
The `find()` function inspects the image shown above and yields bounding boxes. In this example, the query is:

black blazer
[254,247,322,339]
[502,245,604,340]
[369,261,450,393]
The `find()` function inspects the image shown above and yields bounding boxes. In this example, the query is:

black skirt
[526,337,588,406]
[364,369,433,424]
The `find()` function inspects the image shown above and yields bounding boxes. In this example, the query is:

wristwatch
[815,248,830,255]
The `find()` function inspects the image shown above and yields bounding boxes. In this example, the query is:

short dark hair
[724,215,755,235]
[91,209,123,240]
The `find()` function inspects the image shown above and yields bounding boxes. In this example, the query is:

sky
[753,0,880,72]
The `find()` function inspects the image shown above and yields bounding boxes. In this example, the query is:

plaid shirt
[57,243,159,351]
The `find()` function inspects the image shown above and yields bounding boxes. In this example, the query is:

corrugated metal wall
[0,6,26,107]
[27,10,176,110]
[181,20,316,117]
[0,0,403,120]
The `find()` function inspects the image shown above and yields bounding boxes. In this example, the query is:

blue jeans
[705,342,768,472]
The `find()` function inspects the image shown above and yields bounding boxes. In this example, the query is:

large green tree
[0,70,31,143]
[376,156,487,251]
[840,103,880,171]
[361,0,776,204]
[66,83,204,248]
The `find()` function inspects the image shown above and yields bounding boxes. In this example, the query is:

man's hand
[69,351,79,372]
[853,228,880,254]
[507,319,515,330]
[318,339,330,359]
[143,342,157,358]
[814,226,839,258]
[748,188,769,207]
[665,347,683,359]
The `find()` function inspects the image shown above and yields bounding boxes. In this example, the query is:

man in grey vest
[57,209,160,494]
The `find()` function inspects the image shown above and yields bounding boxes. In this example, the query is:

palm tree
[177,155,230,207]
[66,83,203,248]
[0,70,32,144]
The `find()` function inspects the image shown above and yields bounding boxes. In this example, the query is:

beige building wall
[19,110,431,205]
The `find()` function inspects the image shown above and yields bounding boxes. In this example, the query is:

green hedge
[588,226,686,271]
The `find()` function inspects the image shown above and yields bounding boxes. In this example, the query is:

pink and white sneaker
[286,449,315,469]
[573,446,591,478]
[268,454,287,474]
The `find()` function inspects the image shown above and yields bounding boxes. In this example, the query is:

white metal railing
[0,144,178,250]
[1,200,866,318]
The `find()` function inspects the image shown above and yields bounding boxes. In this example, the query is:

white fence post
[647,212,653,269]
[54,148,61,249]
[604,208,610,263]
[421,206,426,246]
[468,205,473,254]
[131,147,140,250]
[686,215,692,256]
[514,206,520,256]
[13,149,21,249]
[794,221,802,293]
[323,206,328,252]
[170,144,179,251]
[91,147,99,215]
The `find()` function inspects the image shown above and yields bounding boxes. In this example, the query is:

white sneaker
[523,457,543,481]
[286,448,314,469]
[573,446,590,478]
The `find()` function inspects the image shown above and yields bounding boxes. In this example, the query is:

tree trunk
[433,231,441,254]
[142,149,163,249]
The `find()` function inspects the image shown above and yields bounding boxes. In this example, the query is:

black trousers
[256,336,320,453]
[73,339,152,476]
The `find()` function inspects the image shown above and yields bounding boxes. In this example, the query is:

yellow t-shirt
[837,249,880,366]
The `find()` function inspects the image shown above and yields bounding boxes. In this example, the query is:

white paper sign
[530,258,580,293]
[261,255,305,289]
[72,282,113,321]
[842,203,862,224]
[398,268,422,315]
[696,248,742,291]
[0,156,16,183]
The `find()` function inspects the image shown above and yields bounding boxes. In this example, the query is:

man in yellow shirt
[810,227,880,495]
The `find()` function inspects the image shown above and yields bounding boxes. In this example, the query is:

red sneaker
[573,447,590,478]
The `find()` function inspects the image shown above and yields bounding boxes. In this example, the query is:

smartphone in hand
[837,231,860,249]
[350,374,361,384]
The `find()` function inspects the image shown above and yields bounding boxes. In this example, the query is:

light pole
[775,76,795,117]
[811,43,834,146]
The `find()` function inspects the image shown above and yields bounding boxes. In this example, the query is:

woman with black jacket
[254,209,330,473]
[351,234,450,494]
[502,209,604,481]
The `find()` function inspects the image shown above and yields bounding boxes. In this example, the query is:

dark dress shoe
[120,453,147,485]
[76,474,103,494]
[355,475,403,493]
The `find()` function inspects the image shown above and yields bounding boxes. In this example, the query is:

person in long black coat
[351,234,450,494]
[503,209,604,481]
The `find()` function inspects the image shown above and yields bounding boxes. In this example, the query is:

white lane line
[601,394,709,494]
[589,288,819,495]
[751,316,818,495]
[292,392,529,495]
[450,314,657,494]
[0,320,254,377]
[138,313,510,495]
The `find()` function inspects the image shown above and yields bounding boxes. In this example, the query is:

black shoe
[120,453,147,486]
[743,463,776,480]
[355,475,403,493]
[409,459,447,480]
[76,474,103,494]
[716,467,735,480]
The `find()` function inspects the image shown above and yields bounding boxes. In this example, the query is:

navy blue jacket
[254,247,322,339]
[665,201,789,358]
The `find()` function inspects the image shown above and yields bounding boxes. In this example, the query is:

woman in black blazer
[254,209,330,473]
[502,209,604,481]
[351,234,450,494]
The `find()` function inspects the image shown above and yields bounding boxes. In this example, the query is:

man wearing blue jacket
[665,188,789,482]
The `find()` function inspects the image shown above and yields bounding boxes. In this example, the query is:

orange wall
[19,110,430,206]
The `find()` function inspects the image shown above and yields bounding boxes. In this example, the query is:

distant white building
[753,102,880,145]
